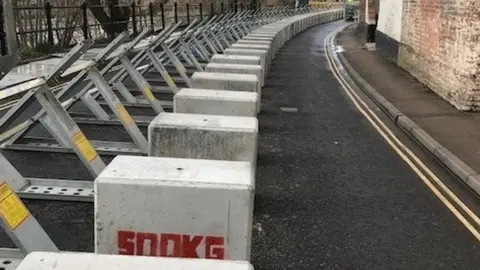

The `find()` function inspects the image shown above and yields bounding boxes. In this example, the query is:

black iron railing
[6,1,254,59]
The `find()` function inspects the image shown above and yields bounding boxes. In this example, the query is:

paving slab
[337,25,480,175]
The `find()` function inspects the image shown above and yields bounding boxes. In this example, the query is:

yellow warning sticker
[193,59,201,69]
[0,183,30,230]
[143,85,156,101]
[72,131,98,163]
[174,64,186,73]
[162,73,176,88]
[115,103,134,125]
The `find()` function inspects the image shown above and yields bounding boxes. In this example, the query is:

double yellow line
[324,28,480,241]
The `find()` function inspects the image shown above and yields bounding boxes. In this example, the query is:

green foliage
[19,42,61,60]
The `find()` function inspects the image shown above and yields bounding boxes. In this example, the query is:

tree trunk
[87,0,131,38]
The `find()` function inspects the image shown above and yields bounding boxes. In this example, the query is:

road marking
[326,30,480,227]
[327,29,480,226]
[324,30,480,241]
[280,107,298,113]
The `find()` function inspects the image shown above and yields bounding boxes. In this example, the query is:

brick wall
[398,0,480,111]
[359,0,366,22]
[358,0,377,24]
[357,0,378,42]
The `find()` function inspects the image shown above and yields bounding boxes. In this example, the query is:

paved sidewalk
[337,25,480,184]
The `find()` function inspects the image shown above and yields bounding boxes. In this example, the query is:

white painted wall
[377,0,403,41]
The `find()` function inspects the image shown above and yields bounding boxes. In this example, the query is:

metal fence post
[221,2,224,13]
[0,3,6,55]
[199,3,203,20]
[160,3,165,29]
[45,2,54,46]
[210,2,214,17]
[174,2,178,24]
[81,2,89,40]
[131,1,137,35]
[108,0,115,39]
[149,2,155,30]
[186,3,190,24]
[1,0,16,55]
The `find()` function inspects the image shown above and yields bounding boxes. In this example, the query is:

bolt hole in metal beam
[24,186,94,197]
[0,253,23,270]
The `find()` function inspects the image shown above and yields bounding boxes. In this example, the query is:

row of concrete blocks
[14,9,345,270]
[175,9,344,118]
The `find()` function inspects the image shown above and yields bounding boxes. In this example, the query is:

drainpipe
[3,0,17,55]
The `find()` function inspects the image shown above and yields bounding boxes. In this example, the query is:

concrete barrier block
[236,39,273,49]
[223,48,268,74]
[260,27,282,32]
[236,40,272,46]
[17,252,254,269]
[252,30,278,35]
[231,43,270,51]
[230,44,271,67]
[210,54,261,66]
[94,155,255,261]
[192,72,260,96]
[206,62,264,87]
[252,31,281,41]
[248,33,276,38]
[247,33,277,41]
[174,88,258,117]
[241,36,278,52]
[243,35,274,40]
[242,36,275,44]
[261,24,287,29]
[248,33,278,47]
[148,112,258,164]
[235,39,276,56]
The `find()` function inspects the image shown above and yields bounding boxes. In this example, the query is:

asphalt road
[2,21,480,269]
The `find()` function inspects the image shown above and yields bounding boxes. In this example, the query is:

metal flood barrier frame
[0,6,312,203]
[0,12,249,156]
[0,5,342,269]
[0,54,58,269]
